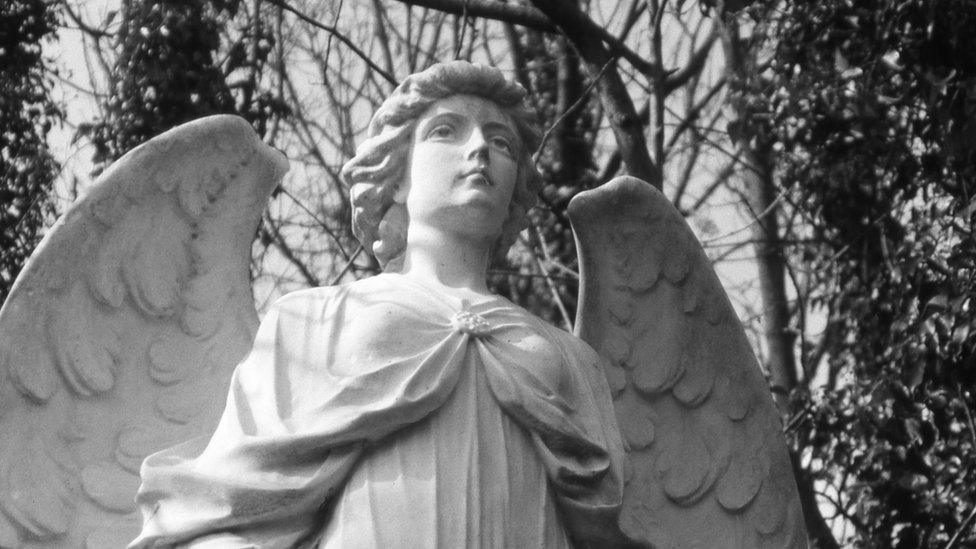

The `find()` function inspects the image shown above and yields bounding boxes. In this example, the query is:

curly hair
[341,61,542,270]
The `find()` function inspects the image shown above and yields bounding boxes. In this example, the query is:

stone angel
[0,61,807,548]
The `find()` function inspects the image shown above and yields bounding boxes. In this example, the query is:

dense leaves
[86,0,287,167]
[742,0,976,545]
[0,0,61,303]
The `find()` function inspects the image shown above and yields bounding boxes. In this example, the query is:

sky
[46,0,118,208]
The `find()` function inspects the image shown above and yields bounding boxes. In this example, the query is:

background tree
[715,9,839,546]
[80,0,287,167]
[85,0,233,166]
[729,0,976,546]
[0,0,62,303]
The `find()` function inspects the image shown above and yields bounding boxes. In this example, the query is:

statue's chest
[329,302,437,371]
[330,301,568,393]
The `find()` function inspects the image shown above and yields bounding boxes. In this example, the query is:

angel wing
[0,115,287,548]
[569,176,807,548]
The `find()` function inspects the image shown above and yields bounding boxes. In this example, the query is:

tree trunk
[741,141,797,415]
[718,14,839,549]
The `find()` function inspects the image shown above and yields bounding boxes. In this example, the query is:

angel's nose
[466,128,490,163]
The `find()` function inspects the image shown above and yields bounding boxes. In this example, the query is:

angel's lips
[459,169,493,187]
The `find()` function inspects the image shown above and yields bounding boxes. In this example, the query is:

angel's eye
[427,124,455,139]
[490,136,513,155]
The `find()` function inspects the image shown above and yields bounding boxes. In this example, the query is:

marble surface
[0,115,287,548]
[0,61,807,548]
[571,176,808,548]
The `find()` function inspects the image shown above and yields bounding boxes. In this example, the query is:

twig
[394,0,660,77]
[528,0,659,184]
[663,24,719,93]
[527,227,574,332]
[261,215,321,287]
[396,0,554,32]
[454,0,469,59]
[62,1,114,91]
[324,0,345,70]
[783,402,813,435]
[663,77,726,155]
[617,0,646,43]
[532,57,614,165]
[946,505,976,549]
[49,70,108,98]
[60,1,112,39]
[699,190,787,244]
[707,239,751,264]
[370,0,396,79]
[278,187,351,261]
[329,244,365,285]
[264,0,397,86]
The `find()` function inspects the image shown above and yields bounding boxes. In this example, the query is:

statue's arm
[131,292,362,548]
[533,328,646,548]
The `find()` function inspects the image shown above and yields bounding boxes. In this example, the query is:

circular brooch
[452,310,493,337]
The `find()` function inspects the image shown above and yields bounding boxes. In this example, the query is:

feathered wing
[0,115,287,548]
[569,176,807,548]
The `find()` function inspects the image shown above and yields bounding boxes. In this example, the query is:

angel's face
[398,94,520,242]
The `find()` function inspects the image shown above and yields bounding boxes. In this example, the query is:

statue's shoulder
[558,327,604,369]
[272,284,342,312]
[516,310,604,369]
[269,276,391,318]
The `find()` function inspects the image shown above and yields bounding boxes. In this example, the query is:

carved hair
[341,61,542,270]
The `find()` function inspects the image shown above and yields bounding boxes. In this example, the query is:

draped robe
[130,273,628,548]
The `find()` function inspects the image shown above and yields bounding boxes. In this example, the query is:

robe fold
[130,273,628,548]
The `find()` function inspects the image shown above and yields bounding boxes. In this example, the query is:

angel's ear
[393,180,410,204]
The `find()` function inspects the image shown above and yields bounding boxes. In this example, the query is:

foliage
[85,0,287,167]
[0,0,61,303]
[743,0,976,545]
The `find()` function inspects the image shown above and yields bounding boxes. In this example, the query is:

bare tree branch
[261,215,321,287]
[664,77,726,154]
[330,245,365,285]
[61,1,112,39]
[649,0,666,176]
[370,0,397,78]
[533,58,613,164]
[617,0,647,43]
[265,0,397,85]
[392,0,661,77]
[525,227,573,332]
[663,24,719,93]
[527,0,658,187]
[944,506,976,549]
[393,0,554,32]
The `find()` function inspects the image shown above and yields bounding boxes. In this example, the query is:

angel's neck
[400,225,492,294]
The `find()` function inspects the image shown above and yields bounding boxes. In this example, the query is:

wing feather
[0,115,287,547]
[48,294,120,397]
[8,337,59,403]
[570,176,806,548]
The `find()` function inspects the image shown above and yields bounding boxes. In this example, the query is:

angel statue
[0,61,806,548]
